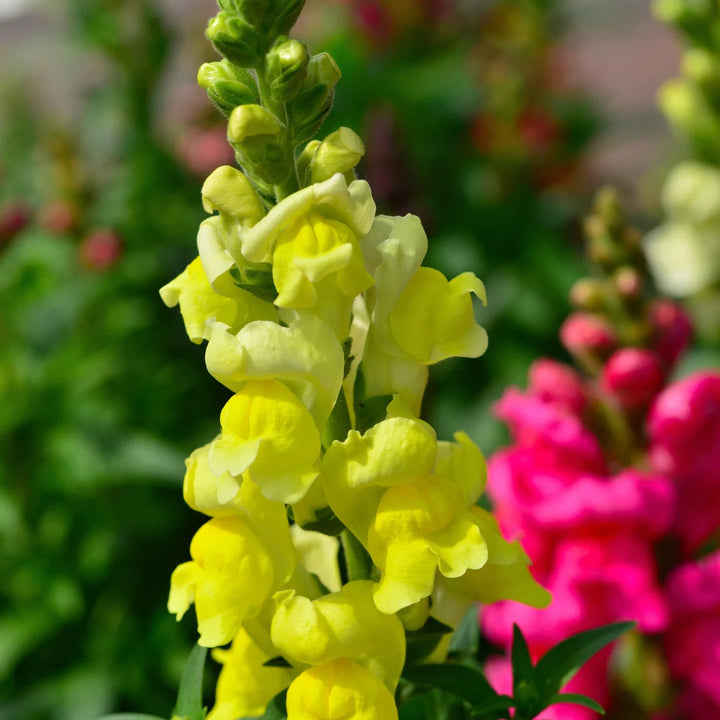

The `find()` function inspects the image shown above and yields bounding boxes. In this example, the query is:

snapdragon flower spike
[161,3,555,717]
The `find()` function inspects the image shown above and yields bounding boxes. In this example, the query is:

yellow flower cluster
[161,168,549,720]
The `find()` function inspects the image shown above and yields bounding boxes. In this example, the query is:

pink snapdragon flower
[664,551,720,716]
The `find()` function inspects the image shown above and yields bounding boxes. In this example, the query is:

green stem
[341,529,373,582]
[254,69,299,201]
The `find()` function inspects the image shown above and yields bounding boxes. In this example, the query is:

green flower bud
[290,52,342,145]
[309,127,365,184]
[227,104,291,184]
[206,11,262,68]
[296,140,321,186]
[217,0,268,27]
[267,0,307,39]
[197,60,258,116]
[265,36,309,102]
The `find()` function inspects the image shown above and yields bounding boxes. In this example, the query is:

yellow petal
[321,417,437,546]
[209,380,321,504]
[159,257,246,343]
[271,581,405,691]
[388,268,488,364]
[208,626,295,720]
[286,659,398,720]
[205,314,344,428]
[169,517,275,647]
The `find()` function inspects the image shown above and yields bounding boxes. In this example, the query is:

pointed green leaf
[511,624,534,690]
[546,693,605,714]
[173,644,208,720]
[535,622,634,700]
[402,664,499,707]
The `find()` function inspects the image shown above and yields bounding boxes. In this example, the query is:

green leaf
[535,622,634,699]
[402,664,499,707]
[546,693,605,714]
[404,617,455,667]
[511,624,534,691]
[173,644,208,720]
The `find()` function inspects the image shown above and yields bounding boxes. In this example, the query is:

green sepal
[172,644,208,720]
[229,265,278,303]
[198,60,259,116]
[289,503,345,536]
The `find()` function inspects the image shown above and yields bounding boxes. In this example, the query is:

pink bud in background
[601,348,665,408]
[38,200,77,235]
[649,299,693,368]
[177,126,235,177]
[79,228,124,271]
[528,358,588,415]
[0,199,31,244]
[560,312,617,358]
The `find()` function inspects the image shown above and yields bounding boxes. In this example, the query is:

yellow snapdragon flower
[271,580,405,691]
[204,312,344,428]
[359,215,487,413]
[322,416,491,614]
[286,659,398,720]
[208,626,297,720]
[209,380,321,503]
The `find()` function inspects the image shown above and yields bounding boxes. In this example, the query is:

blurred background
[0,0,711,718]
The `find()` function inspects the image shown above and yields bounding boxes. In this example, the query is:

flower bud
[602,348,665,409]
[560,312,618,359]
[649,299,693,367]
[38,200,77,235]
[290,52,342,145]
[569,278,608,311]
[265,36,309,102]
[79,228,123,271]
[227,104,290,184]
[528,359,588,416]
[0,200,31,244]
[197,60,258,116]
[310,127,365,184]
[613,266,643,300]
[206,11,262,68]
